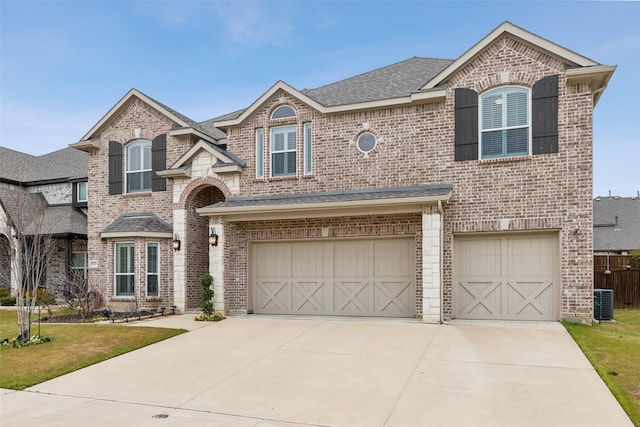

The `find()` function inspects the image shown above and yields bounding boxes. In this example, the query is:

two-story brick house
[0,147,88,296]
[71,22,614,323]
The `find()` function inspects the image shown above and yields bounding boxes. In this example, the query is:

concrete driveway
[0,316,633,427]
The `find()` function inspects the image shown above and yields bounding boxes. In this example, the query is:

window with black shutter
[108,141,123,195]
[454,88,479,161]
[151,134,167,192]
[532,75,559,155]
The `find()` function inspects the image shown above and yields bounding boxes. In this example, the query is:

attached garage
[250,237,415,317]
[453,233,560,321]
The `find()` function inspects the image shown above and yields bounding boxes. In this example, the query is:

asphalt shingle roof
[301,57,453,106]
[211,57,454,122]
[593,196,640,252]
[0,146,87,184]
[205,184,453,210]
[102,212,173,235]
[0,187,87,236]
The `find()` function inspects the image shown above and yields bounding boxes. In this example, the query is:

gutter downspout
[438,199,444,324]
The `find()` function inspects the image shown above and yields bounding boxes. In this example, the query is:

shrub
[0,296,16,306]
[0,288,9,298]
[199,274,215,320]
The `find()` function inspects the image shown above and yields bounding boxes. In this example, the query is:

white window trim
[271,105,296,120]
[114,242,135,297]
[270,125,297,177]
[479,86,531,159]
[256,128,264,179]
[125,140,152,193]
[76,182,88,203]
[303,122,312,175]
[146,242,159,297]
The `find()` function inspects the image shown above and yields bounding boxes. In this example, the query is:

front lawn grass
[564,309,640,426]
[0,309,186,390]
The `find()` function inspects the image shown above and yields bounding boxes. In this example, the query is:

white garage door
[453,233,559,321]
[250,238,415,317]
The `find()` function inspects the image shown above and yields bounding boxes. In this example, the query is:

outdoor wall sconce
[209,227,219,247]
[572,227,581,235]
[172,234,181,251]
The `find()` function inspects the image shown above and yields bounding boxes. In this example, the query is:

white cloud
[212,1,297,46]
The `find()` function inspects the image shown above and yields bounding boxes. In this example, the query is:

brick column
[422,210,442,323]
[172,209,187,311]
[209,219,225,314]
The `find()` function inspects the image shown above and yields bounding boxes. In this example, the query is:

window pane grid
[271,125,297,177]
[480,87,530,159]
[146,243,159,297]
[115,243,134,296]
[126,141,152,192]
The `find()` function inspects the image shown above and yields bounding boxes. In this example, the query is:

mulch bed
[38,310,165,324]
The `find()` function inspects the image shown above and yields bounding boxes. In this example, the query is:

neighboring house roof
[0,146,87,184]
[213,21,615,128]
[198,184,453,221]
[0,187,86,237]
[101,212,173,239]
[593,196,640,252]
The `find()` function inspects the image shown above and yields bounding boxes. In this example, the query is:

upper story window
[271,125,297,177]
[271,105,296,120]
[356,132,377,154]
[76,181,88,203]
[480,86,530,159]
[126,140,152,193]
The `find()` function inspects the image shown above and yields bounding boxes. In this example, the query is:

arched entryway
[183,185,226,310]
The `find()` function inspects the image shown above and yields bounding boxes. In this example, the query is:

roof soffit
[421,21,600,91]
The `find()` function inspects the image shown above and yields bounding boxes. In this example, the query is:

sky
[1,1,638,197]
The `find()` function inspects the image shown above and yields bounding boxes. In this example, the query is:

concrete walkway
[0,316,633,427]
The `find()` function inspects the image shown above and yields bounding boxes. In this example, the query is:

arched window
[271,105,296,120]
[126,140,152,192]
[480,86,530,159]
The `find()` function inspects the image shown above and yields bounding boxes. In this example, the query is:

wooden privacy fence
[594,269,640,309]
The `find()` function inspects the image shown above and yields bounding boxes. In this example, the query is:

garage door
[453,233,559,321]
[250,238,415,317]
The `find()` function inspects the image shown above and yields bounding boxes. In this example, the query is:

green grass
[0,309,186,390]
[564,309,640,426]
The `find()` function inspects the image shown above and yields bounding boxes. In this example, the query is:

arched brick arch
[176,177,232,210]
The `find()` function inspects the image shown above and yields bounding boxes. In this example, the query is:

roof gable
[72,89,225,151]
[421,21,599,91]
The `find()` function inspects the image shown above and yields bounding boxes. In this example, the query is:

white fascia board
[215,81,326,128]
[156,166,191,179]
[566,65,616,106]
[210,164,243,174]
[422,22,599,90]
[196,193,452,220]
[170,140,234,169]
[169,127,216,143]
[80,89,194,141]
[215,87,447,128]
[69,139,101,152]
[100,231,173,239]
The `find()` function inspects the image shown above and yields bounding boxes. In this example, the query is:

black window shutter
[108,141,123,195]
[532,75,559,154]
[152,134,167,192]
[454,88,479,161]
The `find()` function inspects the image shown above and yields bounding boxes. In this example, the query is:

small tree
[1,190,56,341]
[61,274,102,319]
[200,273,214,319]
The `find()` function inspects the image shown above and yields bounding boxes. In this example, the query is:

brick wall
[221,34,596,321]
[86,99,188,309]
